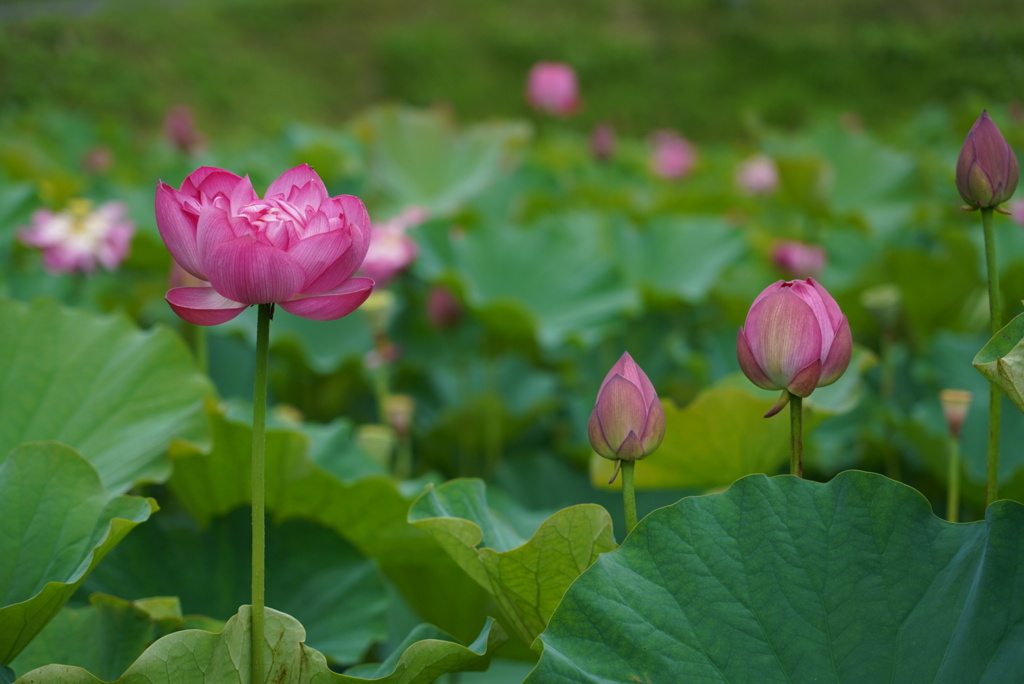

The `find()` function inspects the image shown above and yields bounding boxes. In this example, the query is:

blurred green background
[2,0,1023,142]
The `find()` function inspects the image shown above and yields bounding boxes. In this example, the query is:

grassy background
[1,0,1023,143]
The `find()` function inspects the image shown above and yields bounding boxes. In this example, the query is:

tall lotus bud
[956,110,1019,209]
[939,389,972,441]
[588,352,665,462]
[737,278,852,416]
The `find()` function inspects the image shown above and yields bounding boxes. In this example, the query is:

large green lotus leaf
[14,608,505,684]
[357,105,529,215]
[81,508,388,665]
[0,298,213,493]
[0,443,156,664]
[408,479,616,646]
[527,471,1024,683]
[448,212,639,348]
[974,311,1024,415]
[616,215,747,303]
[11,595,187,680]
[589,386,789,490]
[167,403,490,643]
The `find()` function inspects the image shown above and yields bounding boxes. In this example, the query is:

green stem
[251,303,272,684]
[622,460,638,535]
[981,206,1000,505]
[790,393,803,477]
[947,438,961,523]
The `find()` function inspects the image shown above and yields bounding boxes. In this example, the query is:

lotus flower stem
[621,460,638,534]
[981,206,1001,505]
[789,393,803,477]
[947,438,961,523]
[251,303,271,683]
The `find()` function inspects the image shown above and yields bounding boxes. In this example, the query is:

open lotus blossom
[155,164,373,326]
[736,154,780,195]
[956,110,1019,209]
[588,352,665,462]
[19,199,134,274]
[525,61,579,116]
[772,240,826,279]
[650,130,696,180]
[359,206,427,285]
[737,278,852,416]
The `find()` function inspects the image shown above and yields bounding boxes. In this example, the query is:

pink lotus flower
[525,62,579,116]
[155,164,373,326]
[737,278,852,415]
[359,206,427,286]
[772,240,826,279]
[649,130,696,180]
[956,110,1018,209]
[588,352,665,462]
[19,199,134,274]
[735,154,780,195]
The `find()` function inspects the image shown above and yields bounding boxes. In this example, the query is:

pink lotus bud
[587,352,665,462]
[591,123,616,162]
[426,285,462,329]
[737,278,852,412]
[155,164,373,326]
[18,199,134,274]
[956,110,1019,209]
[771,240,826,279]
[163,104,206,156]
[649,130,696,180]
[359,207,426,286]
[525,62,579,116]
[735,154,780,195]
[939,389,972,441]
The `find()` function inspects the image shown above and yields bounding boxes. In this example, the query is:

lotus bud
[384,394,415,440]
[956,110,1019,209]
[426,285,462,329]
[939,389,972,441]
[735,154,780,195]
[588,352,665,462]
[737,278,852,417]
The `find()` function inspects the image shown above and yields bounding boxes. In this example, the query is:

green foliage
[409,479,617,645]
[527,471,1024,682]
[13,608,505,684]
[0,298,213,494]
[0,444,155,665]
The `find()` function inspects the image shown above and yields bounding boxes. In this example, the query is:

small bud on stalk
[956,110,1019,210]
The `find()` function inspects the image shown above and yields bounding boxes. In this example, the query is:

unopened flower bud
[939,389,972,441]
[956,110,1019,209]
[587,352,665,462]
[737,278,852,416]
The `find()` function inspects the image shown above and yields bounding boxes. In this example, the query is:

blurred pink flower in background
[19,199,134,274]
[1009,199,1024,227]
[772,240,826,279]
[426,285,462,329]
[81,146,113,175]
[649,130,696,180]
[156,164,373,325]
[591,123,616,161]
[163,104,206,156]
[525,62,579,116]
[360,206,428,286]
[735,154,780,195]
